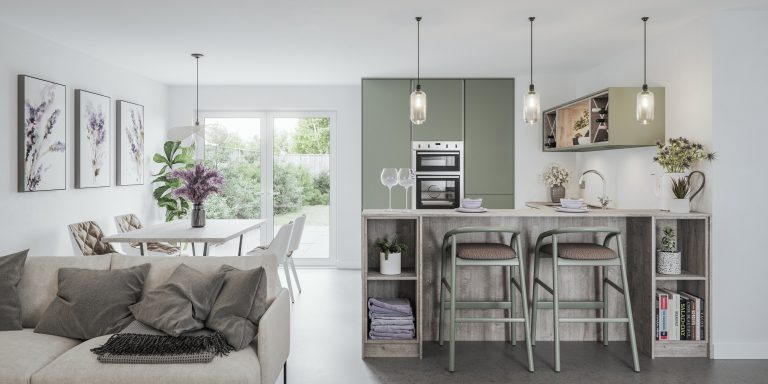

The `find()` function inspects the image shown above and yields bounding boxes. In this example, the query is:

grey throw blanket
[91,321,234,364]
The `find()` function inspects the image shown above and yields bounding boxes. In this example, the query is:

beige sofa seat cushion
[31,334,261,384]
[0,329,80,384]
[18,255,112,328]
[110,254,280,305]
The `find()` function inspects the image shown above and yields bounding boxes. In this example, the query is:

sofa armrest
[257,288,290,384]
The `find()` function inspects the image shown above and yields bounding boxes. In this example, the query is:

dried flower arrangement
[542,164,570,187]
[654,137,716,173]
[170,163,224,205]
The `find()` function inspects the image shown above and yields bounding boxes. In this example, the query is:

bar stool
[438,227,534,372]
[530,226,639,372]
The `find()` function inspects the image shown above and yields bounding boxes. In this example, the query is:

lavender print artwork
[19,76,66,192]
[75,90,110,188]
[117,100,144,185]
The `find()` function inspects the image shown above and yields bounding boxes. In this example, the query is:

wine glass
[398,168,416,210]
[380,168,399,211]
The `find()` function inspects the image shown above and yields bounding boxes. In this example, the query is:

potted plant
[375,236,408,275]
[169,163,224,228]
[653,137,715,210]
[542,164,570,203]
[657,226,681,275]
[572,110,591,145]
[152,141,196,222]
[669,176,691,213]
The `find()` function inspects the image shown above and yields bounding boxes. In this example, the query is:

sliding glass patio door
[199,111,335,266]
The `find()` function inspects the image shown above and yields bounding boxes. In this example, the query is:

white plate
[556,207,589,213]
[454,207,488,213]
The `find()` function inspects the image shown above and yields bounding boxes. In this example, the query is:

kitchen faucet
[579,170,610,209]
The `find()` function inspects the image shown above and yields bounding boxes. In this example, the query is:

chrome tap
[579,170,610,209]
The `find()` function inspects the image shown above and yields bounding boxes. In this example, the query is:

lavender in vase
[170,163,224,227]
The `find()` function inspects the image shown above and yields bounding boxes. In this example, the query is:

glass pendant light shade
[636,86,654,124]
[410,86,427,125]
[524,87,540,124]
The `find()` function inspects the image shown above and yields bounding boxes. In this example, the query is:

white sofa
[0,253,290,384]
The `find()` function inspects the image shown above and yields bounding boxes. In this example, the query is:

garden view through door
[201,113,332,263]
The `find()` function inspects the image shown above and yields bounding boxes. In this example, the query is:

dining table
[103,219,266,256]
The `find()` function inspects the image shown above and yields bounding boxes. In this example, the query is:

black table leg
[238,234,244,256]
[139,243,145,256]
[284,362,287,384]
[192,243,196,256]
[203,242,209,256]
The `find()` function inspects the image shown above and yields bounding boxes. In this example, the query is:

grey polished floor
[278,269,768,384]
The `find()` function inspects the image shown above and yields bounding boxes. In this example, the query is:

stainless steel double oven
[412,141,463,209]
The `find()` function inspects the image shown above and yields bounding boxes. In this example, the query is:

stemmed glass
[398,168,416,210]
[380,168,399,211]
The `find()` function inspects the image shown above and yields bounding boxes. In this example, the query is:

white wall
[167,85,361,268]
[568,15,714,211]
[712,7,768,359]
[0,22,167,256]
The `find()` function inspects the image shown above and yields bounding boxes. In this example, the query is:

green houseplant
[657,226,681,275]
[375,236,408,275]
[572,109,590,145]
[152,141,195,222]
[669,176,691,213]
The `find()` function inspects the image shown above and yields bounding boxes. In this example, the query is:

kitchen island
[361,206,710,359]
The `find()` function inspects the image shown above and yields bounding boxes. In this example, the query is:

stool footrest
[559,318,630,323]
[534,301,605,310]
[456,317,526,324]
[533,278,554,295]
[441,301,514,310]
[603,278,625,295]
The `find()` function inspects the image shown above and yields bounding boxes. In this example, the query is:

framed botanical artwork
[75,90,111,188]
[18,75,67,192]
[116,100,144,185]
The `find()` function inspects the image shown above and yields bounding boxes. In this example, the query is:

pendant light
[168,53,207,142]
[410,17,427,125]
[637,17,654,124]
[523,17,540,125]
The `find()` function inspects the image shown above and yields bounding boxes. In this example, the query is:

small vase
[550,185,566,203]
[669,198,690,214]
[191,204,206,228]
[657,251,682,275]
[380,252,402,275]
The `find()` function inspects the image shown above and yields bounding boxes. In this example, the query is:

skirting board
[713,343,768,359]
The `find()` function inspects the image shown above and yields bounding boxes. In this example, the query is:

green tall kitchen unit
[463,79,515,208]
[362,79,412,209]
[409,79,463,141]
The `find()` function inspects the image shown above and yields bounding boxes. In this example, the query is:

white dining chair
[285,214,306,296]
[248,222,296,302]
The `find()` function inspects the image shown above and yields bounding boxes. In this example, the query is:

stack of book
[656,289,705,341]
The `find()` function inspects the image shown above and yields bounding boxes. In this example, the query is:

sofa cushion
[110,254,281,305]
[34,264,150,339]
[31,334,261,384]
[18,255,112,328]
[206,265,268,350]
[0,249,28,330]
[130,264,225,336]
[0,329,80,384]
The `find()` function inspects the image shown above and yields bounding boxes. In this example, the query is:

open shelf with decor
[542,87,665,152]
[361,215,422,358]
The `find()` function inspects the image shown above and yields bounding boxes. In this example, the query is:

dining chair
[114,214,182,257]
[248,222,296,302]
[68,221,119,256]
[285,215,306,297]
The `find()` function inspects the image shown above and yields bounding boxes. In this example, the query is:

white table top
[103,219,266,243]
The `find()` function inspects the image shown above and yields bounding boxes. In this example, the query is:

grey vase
[550,185,565,203]
[191,204,206,228]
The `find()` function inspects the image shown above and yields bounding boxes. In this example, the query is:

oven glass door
[414,151,461,172]
[416,175,460,209]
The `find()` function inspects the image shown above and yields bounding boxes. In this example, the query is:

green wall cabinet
[362,79,412,209]
[410,79,463,141]
[464,79,515,207]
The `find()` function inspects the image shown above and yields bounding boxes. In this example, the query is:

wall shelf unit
[542,87,665,152]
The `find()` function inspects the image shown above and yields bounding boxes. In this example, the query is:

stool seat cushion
[456,243,516,260]
[540,243,616,260]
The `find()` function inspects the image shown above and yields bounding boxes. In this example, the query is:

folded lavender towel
[368,310,413,319]
[368,298,412,314]
[370,315,415,321]
[370,324,415,332]
[369,330,415,339]
[371,319,414,326]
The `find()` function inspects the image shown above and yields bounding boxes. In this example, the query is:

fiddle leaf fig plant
[375,236,408,261]
[152,140,196,222]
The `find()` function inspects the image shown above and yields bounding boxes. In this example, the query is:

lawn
[274,204,329,226]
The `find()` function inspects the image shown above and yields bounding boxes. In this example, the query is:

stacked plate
[556,198,589,213]
[455,198,487,213]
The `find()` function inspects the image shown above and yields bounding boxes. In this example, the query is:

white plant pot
[380,252,402,275]
[577,136,591,145]
[656,172,687,211]
[669,198,690,213]
[657,251,682,275]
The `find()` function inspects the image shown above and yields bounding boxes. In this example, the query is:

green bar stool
[438,227,534,373]
[530,226,639,372]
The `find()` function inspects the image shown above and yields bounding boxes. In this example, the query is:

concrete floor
[277,269,768,384]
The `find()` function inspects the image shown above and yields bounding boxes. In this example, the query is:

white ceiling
[1,0,764,85]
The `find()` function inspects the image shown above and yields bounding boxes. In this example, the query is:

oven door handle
[416,151,460,156]
[416,175,460,179]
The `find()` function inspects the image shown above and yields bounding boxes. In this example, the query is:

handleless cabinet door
[362,79,412,209]
[410,79,463,141]
[464,79,515,203]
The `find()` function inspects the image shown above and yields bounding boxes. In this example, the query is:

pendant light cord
[196,56,200,125]
[642,17,648,88]
[416,17,421,88]
[529,17,534,89]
